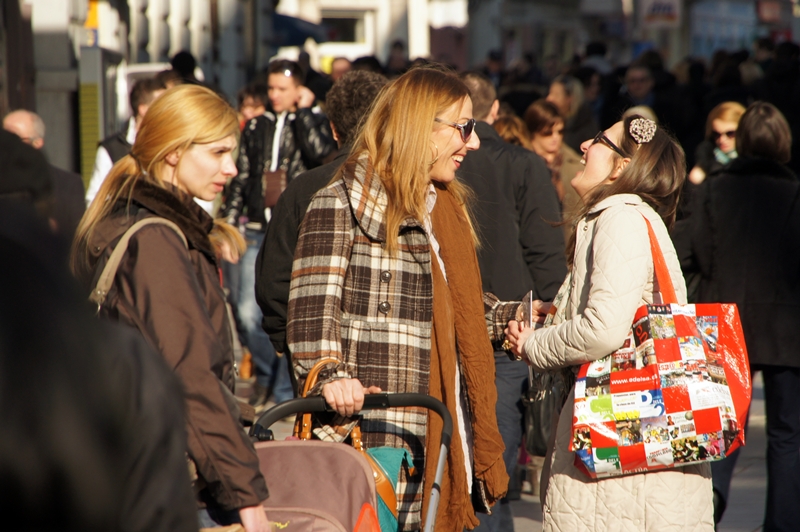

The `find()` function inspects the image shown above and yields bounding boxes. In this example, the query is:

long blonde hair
[72,84,240,277]
[346,66,477,255]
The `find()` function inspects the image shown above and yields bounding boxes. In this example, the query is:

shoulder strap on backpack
[89,217,188,307]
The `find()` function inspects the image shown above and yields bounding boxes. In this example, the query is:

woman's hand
[239,505,270,532]
[688,165,706,185]
[504,320,535,361]
[514,299,552,325]
[322,378,382,416]
[532,300,553,324]
[217,239,240,264]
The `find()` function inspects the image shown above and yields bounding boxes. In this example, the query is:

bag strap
[294,357,341,439]
[89,217,188,307]
[641,215,677,305]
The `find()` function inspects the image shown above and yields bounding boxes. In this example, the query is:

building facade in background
[3,0,800,177]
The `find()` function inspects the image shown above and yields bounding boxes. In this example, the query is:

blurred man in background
[3,110,85,240]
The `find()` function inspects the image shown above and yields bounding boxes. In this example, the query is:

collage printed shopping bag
[570,217,752,479]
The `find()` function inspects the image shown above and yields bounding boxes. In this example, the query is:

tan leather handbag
[295,358,402,519]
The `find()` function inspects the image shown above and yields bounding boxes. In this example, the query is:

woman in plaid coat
[287,67,515,531]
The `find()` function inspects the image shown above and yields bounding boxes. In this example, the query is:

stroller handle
[251,393,453,448]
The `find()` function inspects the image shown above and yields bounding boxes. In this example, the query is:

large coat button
[380,271,392,283]
[378,301,391,314]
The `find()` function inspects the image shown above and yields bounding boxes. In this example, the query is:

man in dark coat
[222,59,336,409]
[254,70,388,390]
[459,71,567,531]
[601,62,682,137]
[673,102,800,531]
[3,110,85,240]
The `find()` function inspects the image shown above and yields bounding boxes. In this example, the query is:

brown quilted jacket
[83,182,268,511]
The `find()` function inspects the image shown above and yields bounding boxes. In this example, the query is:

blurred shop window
[322,14,366,43]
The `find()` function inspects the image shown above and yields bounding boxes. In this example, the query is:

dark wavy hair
[523,99,563,137]
[324,70,388,146]
[565,115,686,267]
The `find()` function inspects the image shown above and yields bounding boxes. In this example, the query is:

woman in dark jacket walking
[673,101,800,531]
[73,85,271,531]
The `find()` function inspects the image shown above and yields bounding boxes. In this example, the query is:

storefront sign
[640,0,682,29]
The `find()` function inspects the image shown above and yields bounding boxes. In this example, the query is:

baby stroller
[250,393,453,532]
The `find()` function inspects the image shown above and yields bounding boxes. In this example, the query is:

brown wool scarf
[420,185,508,531]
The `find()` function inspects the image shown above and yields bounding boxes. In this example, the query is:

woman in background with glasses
[689,101,746,185]
[287,66,511,531]
[524,99,584,238]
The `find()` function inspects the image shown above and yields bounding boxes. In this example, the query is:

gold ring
[502,339,512,351]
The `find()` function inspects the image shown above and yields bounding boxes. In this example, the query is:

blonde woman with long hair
[287,66,512,531]
[72,85,271,531]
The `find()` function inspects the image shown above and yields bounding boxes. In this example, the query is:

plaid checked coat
[287,157,517,530]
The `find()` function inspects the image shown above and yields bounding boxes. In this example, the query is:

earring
[428,142,440,165]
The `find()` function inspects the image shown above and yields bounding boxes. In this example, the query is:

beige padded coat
[523,194,714,532]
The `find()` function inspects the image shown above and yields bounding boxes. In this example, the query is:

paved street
[252,373,767,531]
[717,371,766,532]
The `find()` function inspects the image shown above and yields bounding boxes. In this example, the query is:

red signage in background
[771,28,793,44]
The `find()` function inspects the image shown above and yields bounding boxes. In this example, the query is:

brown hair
[324,70,388,146]
[460,71,497,122]
[565,115,686,267]
[345,66,476,255]
[72,85,242,278]
[493,115,531,149]
[267,59,305,86]
[704,101,746,140]
[129,77,166,117]
[523,99,563,137]
[736,101,792,164]
[237,81,268,108]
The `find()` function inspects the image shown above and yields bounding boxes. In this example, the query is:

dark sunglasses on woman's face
[712,130,736,141]
[591,130,627,158]
[435,117,476,143]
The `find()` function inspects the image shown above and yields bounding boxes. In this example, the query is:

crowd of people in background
[1,34,799,532]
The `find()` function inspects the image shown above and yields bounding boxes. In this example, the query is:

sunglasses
[540,126,565,137]
[591,130,628,158]
[712,130,736,141]
[435,117,476,143]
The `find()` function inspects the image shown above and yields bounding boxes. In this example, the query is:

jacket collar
[475,121,501,142]
[127,180,216,260]
[587,193,643,215]
[721,157,797,181]
[341,154,423,243]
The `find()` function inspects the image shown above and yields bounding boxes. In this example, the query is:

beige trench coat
[523,194,714,532]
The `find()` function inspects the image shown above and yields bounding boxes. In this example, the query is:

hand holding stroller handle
[251,393,452,448]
